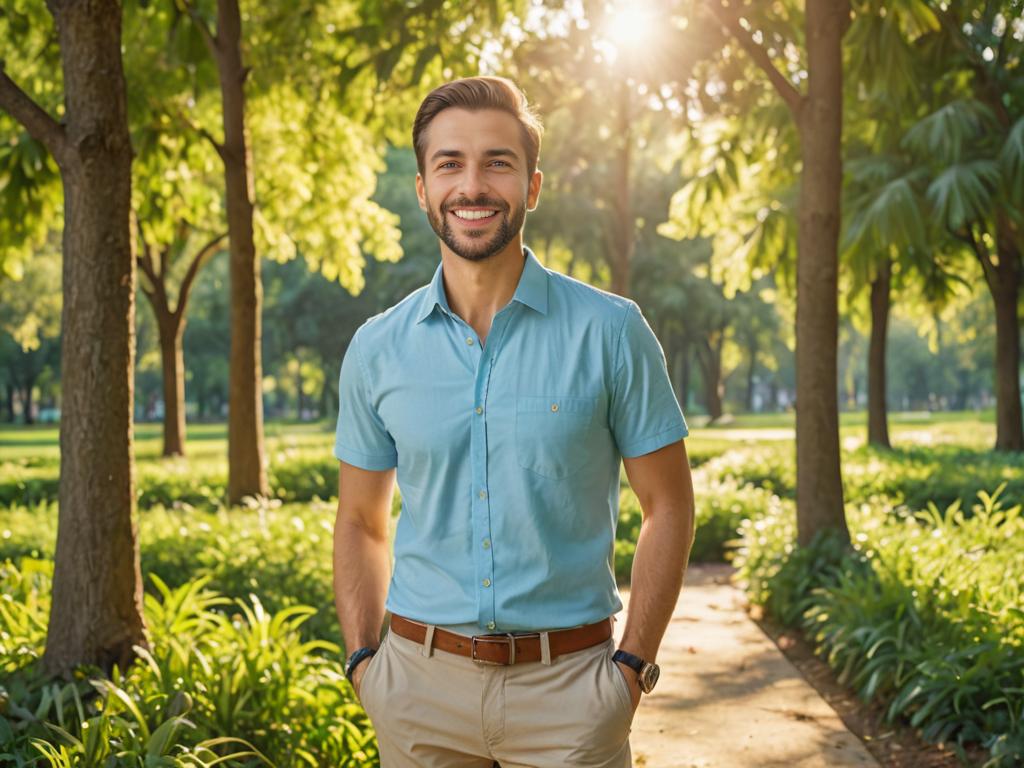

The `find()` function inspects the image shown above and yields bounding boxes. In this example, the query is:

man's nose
[457,164,491,199]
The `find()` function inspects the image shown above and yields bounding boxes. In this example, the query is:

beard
[425,194,527,262]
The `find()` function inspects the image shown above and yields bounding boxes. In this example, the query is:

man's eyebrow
[429,148,521,162]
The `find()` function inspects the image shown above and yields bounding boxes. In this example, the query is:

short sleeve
[333,328,398,470]
[609,301,689,458]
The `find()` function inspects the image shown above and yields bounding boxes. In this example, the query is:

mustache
[443,197,508,213]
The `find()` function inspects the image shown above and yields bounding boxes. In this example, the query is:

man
[333,75,695,768]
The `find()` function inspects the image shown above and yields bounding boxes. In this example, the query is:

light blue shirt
[333,246,688,636]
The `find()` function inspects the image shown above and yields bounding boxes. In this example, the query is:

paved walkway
[617,563,879,768]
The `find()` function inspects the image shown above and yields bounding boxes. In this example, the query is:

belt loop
[421,624,436,658]
[540,630,552,665]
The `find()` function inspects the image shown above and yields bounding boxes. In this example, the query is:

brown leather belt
[389,613,613,665]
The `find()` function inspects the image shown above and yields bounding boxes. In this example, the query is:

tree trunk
[4,382,14,422]
[745,334,758,412]
[157,315,187,457]
[991,221,1023,451]
[216,0,268,503]
[696,337,724,421]
[608,78,633,297]
[867,256,891,448]
[23,374,35,424]
[40,0,146,677]
[680,341,691,413]
[794,0,850,548]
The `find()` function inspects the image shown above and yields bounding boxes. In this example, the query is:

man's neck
[439,238,526,340]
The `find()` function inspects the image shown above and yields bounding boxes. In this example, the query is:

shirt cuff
[334,444,398,471]
[618,424,689,459]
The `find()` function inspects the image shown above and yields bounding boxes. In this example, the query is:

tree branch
[705,1,804,118]
[134,221,165,307]
[953,224,997,288]
[0,68,68,165]
[177,0,219,58]
[174,231,227,321]
[170,104,225,160]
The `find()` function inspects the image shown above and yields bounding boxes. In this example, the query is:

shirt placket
[456,308,514,633]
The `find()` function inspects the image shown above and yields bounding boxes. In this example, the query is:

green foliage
[730,486,1024,766]
[695,442,1024,512]
[0,564,378,767]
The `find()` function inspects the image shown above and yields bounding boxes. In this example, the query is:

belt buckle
[471,633,517,665]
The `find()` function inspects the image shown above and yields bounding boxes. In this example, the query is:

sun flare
[605,1,658,54]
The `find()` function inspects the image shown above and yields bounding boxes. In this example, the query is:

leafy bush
[0,562,378,767]
[730,485,1024,767]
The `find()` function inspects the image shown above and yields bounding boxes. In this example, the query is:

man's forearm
[617,504,695,662]
[333,517,391,652]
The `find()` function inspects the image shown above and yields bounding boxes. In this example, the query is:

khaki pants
[359,622,635,767]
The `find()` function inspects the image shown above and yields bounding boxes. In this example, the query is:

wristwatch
[612,649,660,694]
[345,646,377,683]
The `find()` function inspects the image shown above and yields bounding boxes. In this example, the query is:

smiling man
[333,76,696,767]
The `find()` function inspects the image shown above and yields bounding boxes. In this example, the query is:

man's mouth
[448,208,500,222]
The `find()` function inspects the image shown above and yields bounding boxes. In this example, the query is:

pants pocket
[606,645,635,721]
[358,631,389,714]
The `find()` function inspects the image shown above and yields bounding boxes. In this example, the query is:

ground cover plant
[0,560,379,767]
[730,485,1024,767]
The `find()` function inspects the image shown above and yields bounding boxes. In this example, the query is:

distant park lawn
[0,408,999,464]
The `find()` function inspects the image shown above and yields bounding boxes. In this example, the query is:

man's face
[416,108,542,262]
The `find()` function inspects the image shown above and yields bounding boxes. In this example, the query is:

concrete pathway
[617,563,879,768]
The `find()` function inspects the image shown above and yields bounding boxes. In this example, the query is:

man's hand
[352,654,373,701]
[614,659,643,712]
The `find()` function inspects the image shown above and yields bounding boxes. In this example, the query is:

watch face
[639,663,660,693]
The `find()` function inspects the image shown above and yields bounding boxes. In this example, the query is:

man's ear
[527,169,543,211]
[415,173,428,212]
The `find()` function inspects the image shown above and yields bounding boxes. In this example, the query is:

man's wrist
[345,645,378,682]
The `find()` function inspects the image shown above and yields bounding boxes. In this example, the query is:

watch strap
[345,646,377,682]
[612,649,645,673]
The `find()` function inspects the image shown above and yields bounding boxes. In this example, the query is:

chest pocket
[515,395,597,480]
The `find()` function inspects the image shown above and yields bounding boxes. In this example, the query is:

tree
[675,0,852,547]
[0,0,147,675]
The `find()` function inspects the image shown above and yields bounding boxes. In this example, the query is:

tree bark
[794,0,850,547]
[157,315,187,456]
[696,336,724,421]
[607,78,633,297]
[867,256,891,448]
[680,340,691,413]
[23,374,36,424]
[213,0,269,503]
[744,334,758,412]
[4,382,14,422]
[991,219,1023,451]
[23,0,147,677]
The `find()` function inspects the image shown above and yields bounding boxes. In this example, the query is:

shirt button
[487,621,496,630]
[482,578,491,587]
[551,403,559,412]
[482,538,491,549]
[478,490,487,500]
[466,337,474,345]
[475,406,483,415]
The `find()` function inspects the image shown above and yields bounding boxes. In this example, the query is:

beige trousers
[358,622,635,767]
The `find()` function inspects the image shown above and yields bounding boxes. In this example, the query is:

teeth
[452,209,497,221]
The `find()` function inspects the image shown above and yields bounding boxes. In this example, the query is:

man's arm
[615,438,696,705]
[333,461,396,695]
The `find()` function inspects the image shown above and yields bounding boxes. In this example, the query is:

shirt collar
[414,245,549,324]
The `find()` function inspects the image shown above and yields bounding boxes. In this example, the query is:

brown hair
[413,76,544,178]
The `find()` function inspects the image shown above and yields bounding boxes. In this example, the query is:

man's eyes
[437,161,513,169]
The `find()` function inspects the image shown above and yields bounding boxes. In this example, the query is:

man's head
[413,76,544,262]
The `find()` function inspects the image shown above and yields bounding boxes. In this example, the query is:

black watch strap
[611,649,645,673]
[345,646,377,682]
